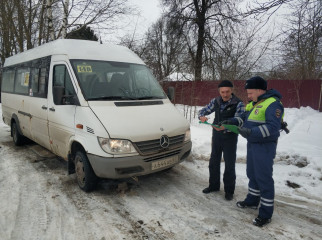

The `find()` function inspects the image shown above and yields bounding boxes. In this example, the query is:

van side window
[39,68,47,96]
[1,69,15,93]
[1,56,50,98]
[53,65,77,105]
[14,68,30,94]
[53,65,76,95]
[31,68,40,93]
[28,67,47,98]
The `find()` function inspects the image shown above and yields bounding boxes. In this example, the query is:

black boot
[253,216,271,227]
[225,193,233,201]
[236,201,258,209]
[202,186,219,194]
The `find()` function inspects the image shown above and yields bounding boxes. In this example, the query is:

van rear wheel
[75,151,98,192]
[12,122,25,146]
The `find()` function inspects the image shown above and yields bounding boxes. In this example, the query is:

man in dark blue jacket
[225,76,284,227]
[199,80,245,201]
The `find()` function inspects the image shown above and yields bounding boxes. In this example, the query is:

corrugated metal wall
[162,80,322,111]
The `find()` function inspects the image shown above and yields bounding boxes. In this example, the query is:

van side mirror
[167,87,175,101]
[53,86,80,105]
[68,95,80,106]
[53,86,65,105]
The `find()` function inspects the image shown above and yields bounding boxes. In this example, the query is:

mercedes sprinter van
[1,39,191,191]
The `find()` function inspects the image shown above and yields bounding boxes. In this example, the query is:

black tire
[75,151,98,192]
[12,122,25,146]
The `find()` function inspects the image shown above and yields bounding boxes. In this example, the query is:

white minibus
[1,39,191,191]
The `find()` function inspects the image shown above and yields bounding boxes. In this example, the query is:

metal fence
[162,79,322,111]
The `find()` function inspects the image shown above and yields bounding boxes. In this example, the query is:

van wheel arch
[71,141,86,159]
[71,142,98,192]
[68,141,85,174]
[11,119,25,146]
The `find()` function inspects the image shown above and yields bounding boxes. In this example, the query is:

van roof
[4,39,145,67]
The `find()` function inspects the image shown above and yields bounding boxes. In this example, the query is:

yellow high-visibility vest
[246,97,278,123]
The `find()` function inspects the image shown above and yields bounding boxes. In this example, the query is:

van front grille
[134,134,184,155]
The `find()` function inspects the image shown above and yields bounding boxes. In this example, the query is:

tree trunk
[26,0,33,49]
[61,0,69,39]
[0,1,12,62]
[15,0,25,52]
[193,0,206,81]
[38,0,46,45]
[195,24,205,81]
[47,0,55,41]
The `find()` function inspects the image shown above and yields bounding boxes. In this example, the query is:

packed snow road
[1,124,322,240]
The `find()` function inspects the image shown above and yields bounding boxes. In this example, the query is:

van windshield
[70,60,167,101]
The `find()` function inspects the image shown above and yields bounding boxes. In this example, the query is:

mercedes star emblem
[160,135,170,148]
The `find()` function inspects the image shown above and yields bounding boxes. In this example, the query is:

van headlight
[98,137,138,154]
[184,129,191,142]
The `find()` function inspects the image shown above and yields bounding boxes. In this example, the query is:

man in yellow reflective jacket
[223,76,284,227]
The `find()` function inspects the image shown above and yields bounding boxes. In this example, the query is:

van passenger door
[29,67,51,150]
[47,63,78,159]
[13,68,33,139]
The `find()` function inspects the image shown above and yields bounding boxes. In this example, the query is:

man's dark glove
[219,120,233,126]
[238,127,251,138]
[281,121,290,134]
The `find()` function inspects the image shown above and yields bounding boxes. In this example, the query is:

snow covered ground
[0,104,322,240]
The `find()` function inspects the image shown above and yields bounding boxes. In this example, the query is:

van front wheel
[75,151,98,192]
[12,122,25,146]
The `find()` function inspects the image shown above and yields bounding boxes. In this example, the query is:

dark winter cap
[218,80,233,88]
[245,76,267,90]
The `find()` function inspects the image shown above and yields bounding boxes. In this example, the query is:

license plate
[151,156,179,170]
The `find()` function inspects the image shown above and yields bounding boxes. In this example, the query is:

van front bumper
[87,141,192,179]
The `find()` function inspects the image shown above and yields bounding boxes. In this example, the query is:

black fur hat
[245,76,267,90]
[218,80,233,88]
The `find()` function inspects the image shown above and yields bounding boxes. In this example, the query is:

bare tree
[57,0,132,39]
[271,0,322,80]
[0,0,43,63]
[243,0,293,16]
[140,15,187,81]
[265,0,322,107]
[162,0,241,81]
[203,17,274,81]
[0,1,15,64]
[0,0,134,64]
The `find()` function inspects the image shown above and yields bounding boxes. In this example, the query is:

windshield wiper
[88,96,136,101]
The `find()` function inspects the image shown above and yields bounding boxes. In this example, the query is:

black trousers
[208,130,238,194]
